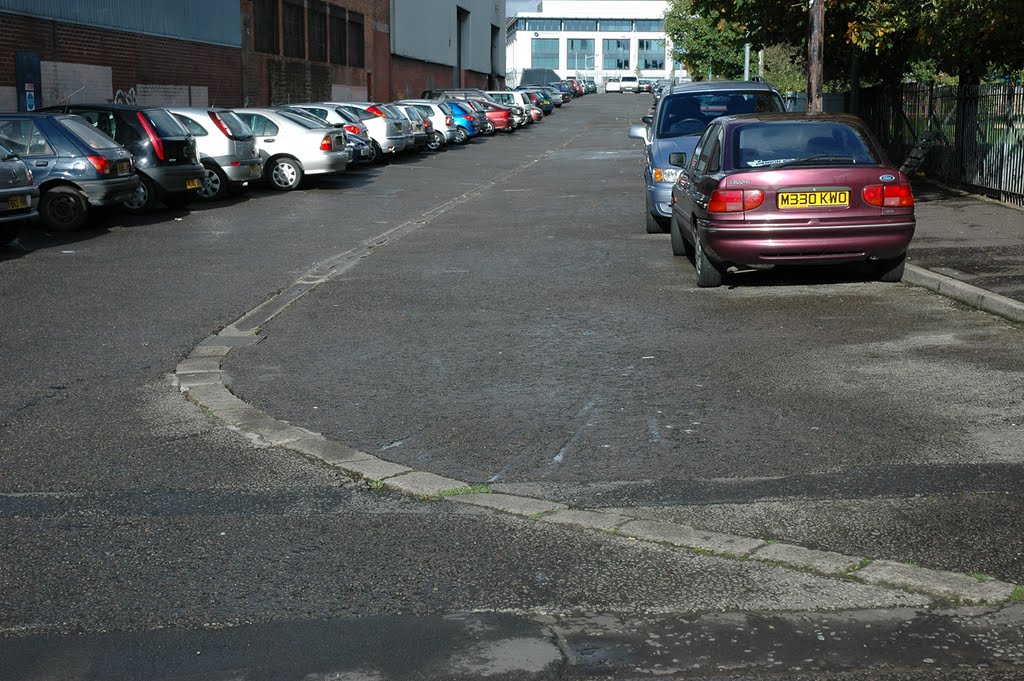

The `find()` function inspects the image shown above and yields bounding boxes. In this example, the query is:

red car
[471,100,514,132]
[670,113,915,287]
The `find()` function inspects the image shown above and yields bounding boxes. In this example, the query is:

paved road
[2,94,1023,679]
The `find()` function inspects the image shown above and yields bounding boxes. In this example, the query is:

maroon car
[470,99,513,133]
[670,112,916,287]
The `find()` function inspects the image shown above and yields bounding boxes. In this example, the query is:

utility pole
[806,0,824,112]
[743,43,750,80]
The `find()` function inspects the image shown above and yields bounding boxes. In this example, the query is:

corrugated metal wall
[0,0,241,47]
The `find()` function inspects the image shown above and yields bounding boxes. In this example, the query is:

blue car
[628,81,786,233]
[444,100,478,144]
[0,113,138,231]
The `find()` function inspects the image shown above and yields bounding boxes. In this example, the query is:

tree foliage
[664,0,1024,84]
[663,0,747,80]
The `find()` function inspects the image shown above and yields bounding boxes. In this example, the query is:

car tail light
[445,116,453,126]
[708,189,765,213]
[86,155,111,175]
[137,112,165,161]
[367,105,386,117]
[320,135,333,151]
[344,124,361,135]
[208,111,235,139]
[863,183,914,207]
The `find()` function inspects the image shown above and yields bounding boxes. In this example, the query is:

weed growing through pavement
[1009,586,1024,603]
[367,480,385,490]
[971,572,995,581]
[430,485,492,499]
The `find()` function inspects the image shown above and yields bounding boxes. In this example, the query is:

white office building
[505,0,683,86]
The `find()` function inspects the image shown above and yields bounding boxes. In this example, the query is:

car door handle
[34,160,49,166]
[263,138,275,143]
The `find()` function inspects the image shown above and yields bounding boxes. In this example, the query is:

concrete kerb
[169,133,1021,609]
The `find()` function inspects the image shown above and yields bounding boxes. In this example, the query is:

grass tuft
[1009,586,1024,603]
[436,484,492,498]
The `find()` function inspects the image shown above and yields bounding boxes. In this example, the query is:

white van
[620,76,639,93]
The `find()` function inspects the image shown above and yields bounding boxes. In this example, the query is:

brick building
[0,0,505,110]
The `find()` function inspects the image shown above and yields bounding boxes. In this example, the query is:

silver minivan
[168,108,262,200]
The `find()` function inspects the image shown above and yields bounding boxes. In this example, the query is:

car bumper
[0,188,38,223]
[380,135,407,154]
[701,217,917,266]
[145,164,206,195]
[77,175,142,205]
[440,126,459,140]
[303,150,351,175]
[213,156,263,183]
[647,182,674,219]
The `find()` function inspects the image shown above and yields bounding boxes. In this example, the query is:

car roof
[667,80,780,95]
[715,111,868,126]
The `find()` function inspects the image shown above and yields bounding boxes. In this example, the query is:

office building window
[254,0,278,53]
[635,20,664,32]
[516,18,527,30]
[283,0,305,58]
[528,19,561,31]
[562,19,597,31]
[330,7,346,64]
[639,39,665,70]
[600,19,633,32]
[308,1,327,62]
[567,38,594,70]
[348,11,365,67]
[603,39,630,69]
[531,38,560,69]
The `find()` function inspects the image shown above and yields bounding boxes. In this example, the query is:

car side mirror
[641,114,653,126]
[669,152,687,167]
[627,125,648,142]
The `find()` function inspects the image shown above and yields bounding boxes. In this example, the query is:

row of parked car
[0,83,587,244]
[628,79,916,288]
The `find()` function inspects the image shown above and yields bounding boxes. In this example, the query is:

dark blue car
[443,101,478,144]
[0,113,137,231]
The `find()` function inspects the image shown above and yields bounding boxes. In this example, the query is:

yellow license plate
[185,178,202,190]
[778,190,849,209]
[6,195,28,210]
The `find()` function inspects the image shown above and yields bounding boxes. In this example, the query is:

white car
[336,102,413,159]
[231,108,350,191]
[283,104,377,164]
[620,76,639,93]
[167,107,262,200]
[605,78,622,93]
[395,99,458,150]
[486,91,533,126]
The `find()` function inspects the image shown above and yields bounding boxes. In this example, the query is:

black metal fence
[790,83,1024,207]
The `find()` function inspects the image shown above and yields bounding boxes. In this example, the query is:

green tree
[663,0,747,80]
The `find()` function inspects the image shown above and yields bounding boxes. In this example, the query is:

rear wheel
[197,163,228,201]
[454,127,469,144]
[123,173,158,214]
[874,254,906,282]
[483,120,496,135]
[426,131,444,151]
[267,156,303,191]
[694,234,725,288]
[41,186,89,231]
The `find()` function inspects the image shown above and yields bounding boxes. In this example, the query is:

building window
[562,19,597,31]
[599,19,633,32]
[516,18,527,30]
[603,39,630,69]
[531,38,560,69]
[567,38,594,70]
[347,11,365,68]
[639,39,665,70]
[308,1,327,62]
[528,19,561,31]
[330,7,346,64]
[635,20,664,32]
[283,0,305,58]
[253,0,278,54]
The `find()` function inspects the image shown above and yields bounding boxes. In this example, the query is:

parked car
[620,76,640,94]
[629,80,786,233]
[167,107,261,201]
[0,113,137,231]
[336,103,412,160]
[669,112,916,287]
[639,79,653,93]
[395,100,457,150]
[392,104,429,150]
[41,103,203,213]
[521,90,555,116]
[0,139,38,243]
[442,100,479,143]
[288,103,378,164]
[605,78,622,93]
[469,100,513,133]
[586,79,598,94]
[232,108,350,190]
[486,91,535,125]
[457,100,495,136]
[421,89,498,104]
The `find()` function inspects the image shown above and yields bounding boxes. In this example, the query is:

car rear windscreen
[143,109,190,137]
[734,121,880,168]
[658,92,785,139]
[279,111,324,129]
[217,110,256,139]
[60,116,121,150]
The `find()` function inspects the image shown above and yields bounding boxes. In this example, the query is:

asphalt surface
[2,93,1024,679]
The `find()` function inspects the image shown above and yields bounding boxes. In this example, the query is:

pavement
[905,179,1024,324]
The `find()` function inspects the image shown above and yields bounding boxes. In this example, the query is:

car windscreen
[278,110,324,129]
[733,121,881,168]
[59,116,121,150]
[657,92,783,139]
[142,109,190,137]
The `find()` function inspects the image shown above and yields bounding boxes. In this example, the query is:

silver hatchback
[168,107,262,200]
[232,108,350,191]
[0,140,38,245]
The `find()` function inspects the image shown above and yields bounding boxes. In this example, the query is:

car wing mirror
[627,124,649,143]
[669,152,687,167]
[641,114,653,126]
